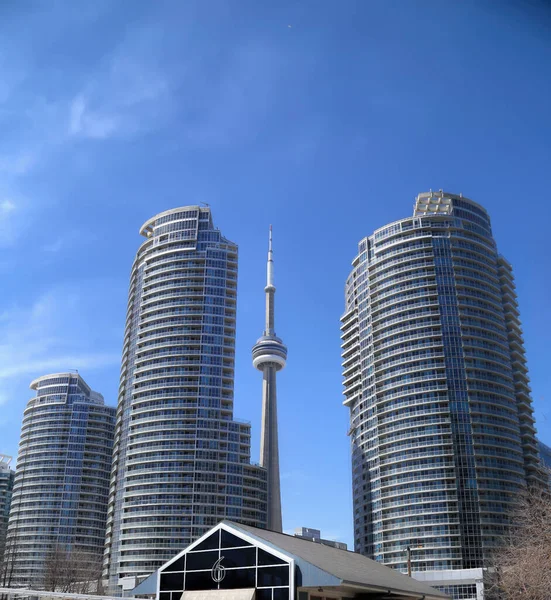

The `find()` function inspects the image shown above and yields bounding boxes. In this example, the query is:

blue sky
[0,0,550,547]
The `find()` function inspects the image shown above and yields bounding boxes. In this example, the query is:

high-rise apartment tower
[0,455,14,564]
[5,373,114,588]
[104,207,267,593]
[252,227,287,532]
[341,191,541,598]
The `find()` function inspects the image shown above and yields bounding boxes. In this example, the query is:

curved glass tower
[104,207,267,593]
[341,192,541,583]
[5,373,114,588]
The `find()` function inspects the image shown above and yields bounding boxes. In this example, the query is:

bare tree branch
[485,486,551,600]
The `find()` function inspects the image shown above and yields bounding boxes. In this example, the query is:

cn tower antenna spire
[267,225,274,288]
[252,225,287,532]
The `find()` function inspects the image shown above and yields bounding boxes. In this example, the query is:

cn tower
[252,226,287,532]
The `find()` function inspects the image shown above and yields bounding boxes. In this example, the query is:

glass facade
[0,455,14,564]
[5,373,114,588]
[104,207,267,593]
[341,191,542,579]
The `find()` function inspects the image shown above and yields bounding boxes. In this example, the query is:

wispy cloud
[185,43,286,147]
[0,199,16,215]
[0,153,35,176]
[0,353,120,380]
[0,198,20,247]
[0,287,121,402]
[43,236,66,254]
[69,95,119,139]
[42,229,95,254]
[68,27,171,140]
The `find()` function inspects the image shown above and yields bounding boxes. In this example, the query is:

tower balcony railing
[378,407,450,427]
[370,259,436,283]
[342,360,360,378]
[134,368,204,381]
[375,360,446,383]
[378,417,452,437]
[371,298,441,327]
[374,344,444,366]
[139,319,205,334]
[381,506,459,520]
[371,269,437,296]
[379,474,456,491]
[369,247,434,271]
[379,448,454,467]
[340,305,357,323]
[340,316,359,336]
[372,308,441,332]
[374,331,443,352]
[376,383,448,406]
[377,372,447,394]
[136,340,202,352]
[372,292,440,317]
[376,460,456,479]
[341,339,360,355]
[342,341,360,361]
[140,301,207,318]
[372,232,433,255]
[134,354,204,367]
[379,429,452,448]
[379,517,460,536]
[373,320,443,344]
[371,241,434,263]
[380,489,458,506]
[371,279,438,304]
[343,388,361,407]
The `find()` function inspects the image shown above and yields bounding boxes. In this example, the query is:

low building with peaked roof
[132,521,449,600]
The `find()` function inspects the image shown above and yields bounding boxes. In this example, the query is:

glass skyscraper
[104,207,267,594]
[0,455,14,564]
[5,373,114,588]
[341,191,541,598]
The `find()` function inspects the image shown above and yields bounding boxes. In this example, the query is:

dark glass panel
[221,529,251,548]
[185,570,217,591]
[192,530,220,551]
[160,593,171,600]
[186,550,219,571]
[258,548,287,566]
[257,566,289,587]
[221,547,256,568]
[163,556,185,572]
[273,589,289,600]
[160,572,184,591]
[256,590,272,600]
[218,567,256,589]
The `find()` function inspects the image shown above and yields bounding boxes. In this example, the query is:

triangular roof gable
[157,521,342,592]
[158,521,293,573]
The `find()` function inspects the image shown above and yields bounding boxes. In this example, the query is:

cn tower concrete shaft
[252,226,287,532]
